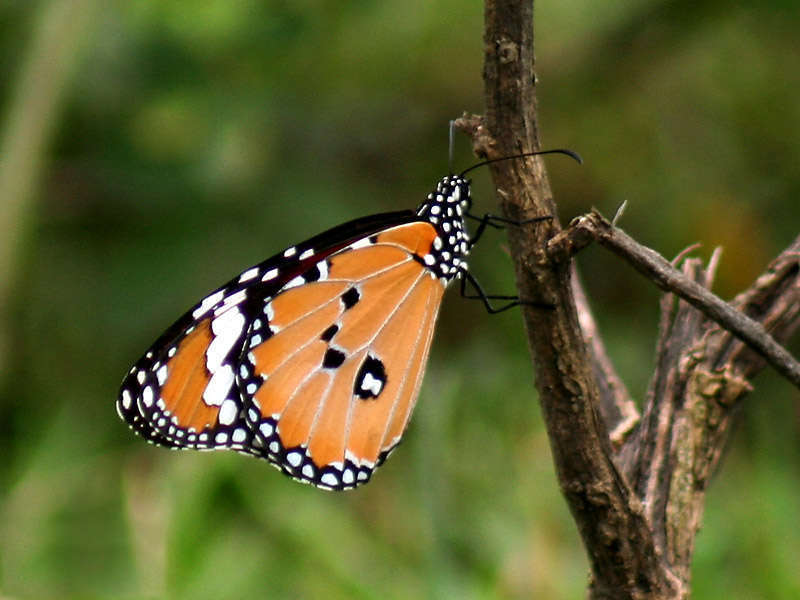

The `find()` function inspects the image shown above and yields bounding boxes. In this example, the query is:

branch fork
[466,2,800,597]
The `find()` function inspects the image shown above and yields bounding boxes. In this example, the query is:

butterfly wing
[118,174,474,490]
[116,210,421,454]
[239,221,447,489]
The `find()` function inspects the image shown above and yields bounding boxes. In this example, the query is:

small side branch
[571,264,639,444]
[549,210,800,389]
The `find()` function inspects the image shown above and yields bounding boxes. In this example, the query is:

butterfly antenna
[459,148,582,178]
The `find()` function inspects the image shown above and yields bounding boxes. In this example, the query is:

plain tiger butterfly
[117,147,579,490]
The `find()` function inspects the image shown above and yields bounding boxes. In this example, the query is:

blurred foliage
[1,1,799,598]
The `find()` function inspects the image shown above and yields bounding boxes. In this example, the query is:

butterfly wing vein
[117,219,449,490]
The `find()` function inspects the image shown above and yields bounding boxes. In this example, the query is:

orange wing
[118,173,475,492]
[239,221,446,489]
[117,211,424,455]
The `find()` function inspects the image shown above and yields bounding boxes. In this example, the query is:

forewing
[116,210,420,453]
[239,221,447,489]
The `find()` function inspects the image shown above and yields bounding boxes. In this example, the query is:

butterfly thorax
[415,175,471,284]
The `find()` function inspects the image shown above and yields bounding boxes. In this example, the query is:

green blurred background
[1,1,798,598]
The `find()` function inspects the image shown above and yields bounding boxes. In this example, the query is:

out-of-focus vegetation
[1,1,798,598]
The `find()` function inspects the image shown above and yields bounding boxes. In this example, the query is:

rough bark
[456,1,800,598]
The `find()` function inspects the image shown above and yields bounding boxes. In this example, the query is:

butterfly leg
[466,213,552,247]
[459,269,521,314]
[459,268,556,314]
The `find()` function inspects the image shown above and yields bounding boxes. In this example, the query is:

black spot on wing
[354,354,387,399]
[322,347,346,369]
[320,324,339,342]
[341,287,360,309]
[303,264,322,282]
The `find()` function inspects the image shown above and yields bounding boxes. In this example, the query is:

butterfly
[116,148,579,490]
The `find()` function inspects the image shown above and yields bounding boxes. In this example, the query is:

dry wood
[457,1,800,598]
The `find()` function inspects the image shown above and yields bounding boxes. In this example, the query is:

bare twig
[548,210,800,389]
[571,264,639,445]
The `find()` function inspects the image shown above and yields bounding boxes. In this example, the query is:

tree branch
[457,2,679,597]
[548,210,800,389]
[571,264,639,445]
[462,2,799,599]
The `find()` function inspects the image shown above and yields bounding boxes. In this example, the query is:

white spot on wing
[142,386,154,407]
[284,274,305,289]
[215,289,248,315]
[238,267,259,282]
[218,398,237,425]
[299,248,314,260]
[283,247,297,258]
[321,472,339,487]
[262,268,279,282]
[361,372,383,396]
[156,365,168,386]
[121,390,132,410]
[317,260,328,280]
[207,308,246,371]
[192,289,225,319]
[203,365,234,406]
[349,237,373,250]
[287,451,303,467]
